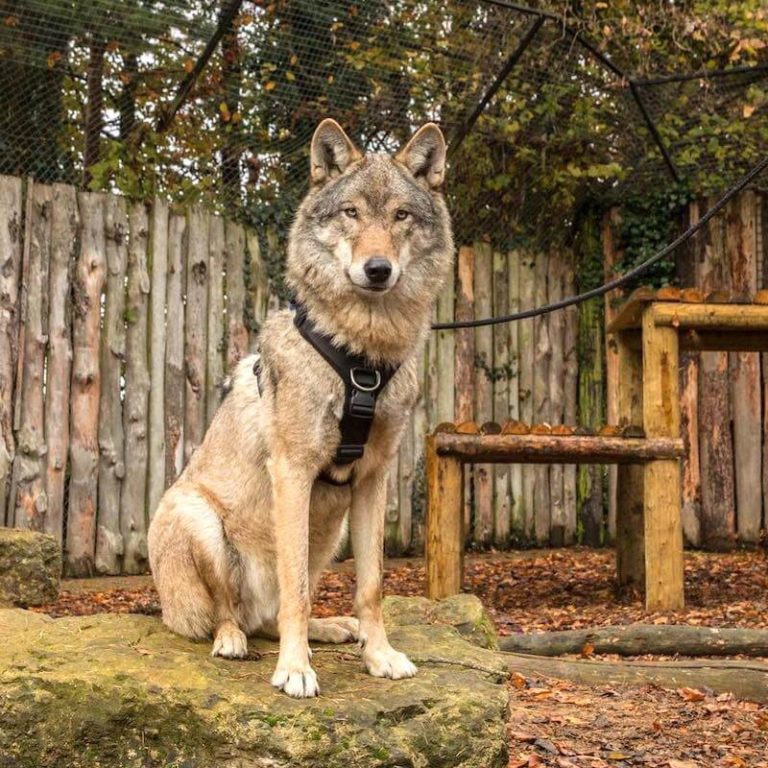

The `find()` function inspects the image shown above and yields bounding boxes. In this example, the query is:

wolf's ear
[396,123,446,189]
[310,119,362,185]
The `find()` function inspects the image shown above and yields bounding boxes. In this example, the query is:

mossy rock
[0,528,60,606]
[0,597,508,767]
[384,594,499,650]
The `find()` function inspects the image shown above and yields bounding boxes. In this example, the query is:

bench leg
[425,435,463,599]
[615,331,644,589]
[642,309,684,611]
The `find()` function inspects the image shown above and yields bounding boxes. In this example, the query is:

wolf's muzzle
[363,257,392,285]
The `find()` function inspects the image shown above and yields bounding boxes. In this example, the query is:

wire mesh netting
[1,0,766,272]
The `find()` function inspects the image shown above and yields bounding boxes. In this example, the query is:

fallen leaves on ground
[31,548,768,767]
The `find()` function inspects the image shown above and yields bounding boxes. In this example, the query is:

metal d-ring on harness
[291,301,399,467]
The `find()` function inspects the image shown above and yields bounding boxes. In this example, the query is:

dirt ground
[33,548,768,767]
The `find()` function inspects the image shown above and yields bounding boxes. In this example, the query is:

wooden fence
[0,176,268,575]
[2,174,766,570]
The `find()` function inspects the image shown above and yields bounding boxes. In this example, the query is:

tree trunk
[82,39,106,189]
[147,199,169,521]
[12,181,50,531]
[96,195,128,574]
[0,175,23,526]
[68,191,106,575]
[165,214,187,486]
[45,183,77,543]
[121,202,150,574]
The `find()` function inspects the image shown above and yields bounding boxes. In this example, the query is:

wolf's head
[286,119,454,362]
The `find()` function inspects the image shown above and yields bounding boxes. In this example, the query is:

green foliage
[613,183,694,289]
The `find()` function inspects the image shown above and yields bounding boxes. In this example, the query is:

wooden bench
[425,422,684,607]
[425,289,768,612]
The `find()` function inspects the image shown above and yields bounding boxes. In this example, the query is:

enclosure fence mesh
[1,0,766,266]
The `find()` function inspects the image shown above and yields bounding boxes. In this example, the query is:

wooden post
[121,201,151,574]
[615,330,645,588]
[642,307,684,611]
[727,193,761,542]
[68,191,106,575]
[45,183,78,543]
[425,435,463,599]
[206,215,225,423]
[0,175,23,527]
[473,241,493,545]
[184,207,209,463]
[164,214,187,486]
[12,181,51,531]
[224,220,248,369]
[96,195,128,574]
[492,250,510,545]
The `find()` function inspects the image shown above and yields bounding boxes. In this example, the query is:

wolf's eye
[343,207,358,219]
[395,209,410,221]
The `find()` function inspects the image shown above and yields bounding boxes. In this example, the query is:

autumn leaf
[678,687,706,702]
[264,81,276,91]
[580,642,595,657]
[743,104,756,118]
[511,672,527,689]
[183,58,195,73]
[46,51,62,69]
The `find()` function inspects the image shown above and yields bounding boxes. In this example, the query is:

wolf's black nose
[364,257,392,284]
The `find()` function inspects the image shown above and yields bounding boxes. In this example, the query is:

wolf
[148,119,454,698]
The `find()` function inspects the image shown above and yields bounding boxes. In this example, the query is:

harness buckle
[336,445,365,461]
[349,367,381,392]
[349,390,376,419]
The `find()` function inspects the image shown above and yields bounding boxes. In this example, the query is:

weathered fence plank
[0,176,23,527]
[436,267,455,422]
[507,250,523,539]
[697,200,736,550]
[12,181,50,531]
[225,220,248,369]
[96,195,128,574]
[165,214,187,486]
[532,251,551,543]
[727,193,761,542]
[548,254,565,546]
[45,184,77,543]
[473,241,493,546]
[563,262,578,544]
[184,207,210,463]
[68,191,106,575]
[518,252,535,539]
[206,215,225,424]
[492,250,510,545]
[147,199,169,521]
[121,201,150,574]
[246,230,269,326]
[454,246,474,543]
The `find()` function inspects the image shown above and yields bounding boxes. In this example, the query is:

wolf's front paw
[211,623,248,659]
[271,663,320,698]
[362,646,417,680]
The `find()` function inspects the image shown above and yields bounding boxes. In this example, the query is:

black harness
[291,302,399,469]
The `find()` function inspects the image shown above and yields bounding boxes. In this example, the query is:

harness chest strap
[292,302,399,465]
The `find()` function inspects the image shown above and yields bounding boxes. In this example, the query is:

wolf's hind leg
[308,616,359,644]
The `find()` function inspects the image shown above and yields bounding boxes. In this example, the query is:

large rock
[0,528,60,606]
[0,597,508,767]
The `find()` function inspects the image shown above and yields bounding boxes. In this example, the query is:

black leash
[432,154,768,331]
